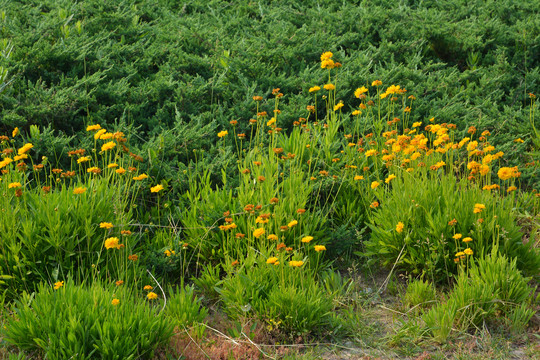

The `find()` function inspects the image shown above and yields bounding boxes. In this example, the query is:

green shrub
[218,253,334,336]
[364,174,540,282]
[165,284,208,338]
[3,281,174,360]
[0,178,135,301]
[403,279,436,312]
[423,248,535,342]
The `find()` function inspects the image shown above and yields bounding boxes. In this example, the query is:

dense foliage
[0,0,539,186]
[0,1,538,359]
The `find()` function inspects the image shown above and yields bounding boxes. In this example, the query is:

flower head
[111,299,120,306]
[73,187,86,195]
[217,130,228,138]
[253,228,265,238]
[266,257,278,264]
[8,182,21,189]
[104,237,120,250]
[301,236,313,243]
[314,245,326,252]
[396,222,404,233]
[133,174,149,181]
[371,181,380,189]
[54,281,64,290]
[473,203,486,214]
[287,220,298,228]
[497,167,515,181]
[147,292,158,300]
[288,260,304,267]
[100,222,113,229]
[18,143,33,155]
[323,83,335,91]
[385,174,396,183]
[86,124,102,131]
[101,141,116,152]
[150,184,164,193]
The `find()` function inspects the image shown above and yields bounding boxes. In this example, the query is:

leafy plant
[3,281,174,359]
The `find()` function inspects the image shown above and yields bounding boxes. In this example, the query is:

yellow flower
[352,110,361,116]
[111,298,120,306]
[54,281,64,290]
[507,186,517,193]
[100,133,113,140]
[455,252,465,257]
[301,236,313,243]
[18,143,33,155]
[473,203,485,214]
[354,175,364,181]
[94,129,107,140]
[314,245,326,252]
[333,102,344,111]
[396,222,404,233]
[8,182,21,189]
[133,174,149,181]
[86,124,102,131]
[309,86,321,93]
[371,181,380,189]
[287,220,298,228]
[12,127,19,137]
[143,285,153,291]
[266,257,278,264]
[453,233,462,240]
[323,83,335,91]
[320,51,333,61]
[87,167,100,174]
[164,249,174,257]
[354,86,368,98]
[100,222,113,229]
[463,237,473,243]
[365,149,377,157]
[255,216,268,224]
[104,237,120,249]
[288,260,304,267]
[107,163,118,168]
[321,59,335,69]
[385,174,396,183]
[464,248,473,256]
[101,141,116,152]
[77,156,91,164]
[73,187,86,194]
[514,138,524,143]
[267,234,278,241]
[116,167,126,174]
[150,184,164,193]
[253,228,265,238]
[147,292,158,300]
[0,157,13,169]
[371,80,382,86]
[497,167,514,181]
[267,117,276,126]
[217,130,228,138]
